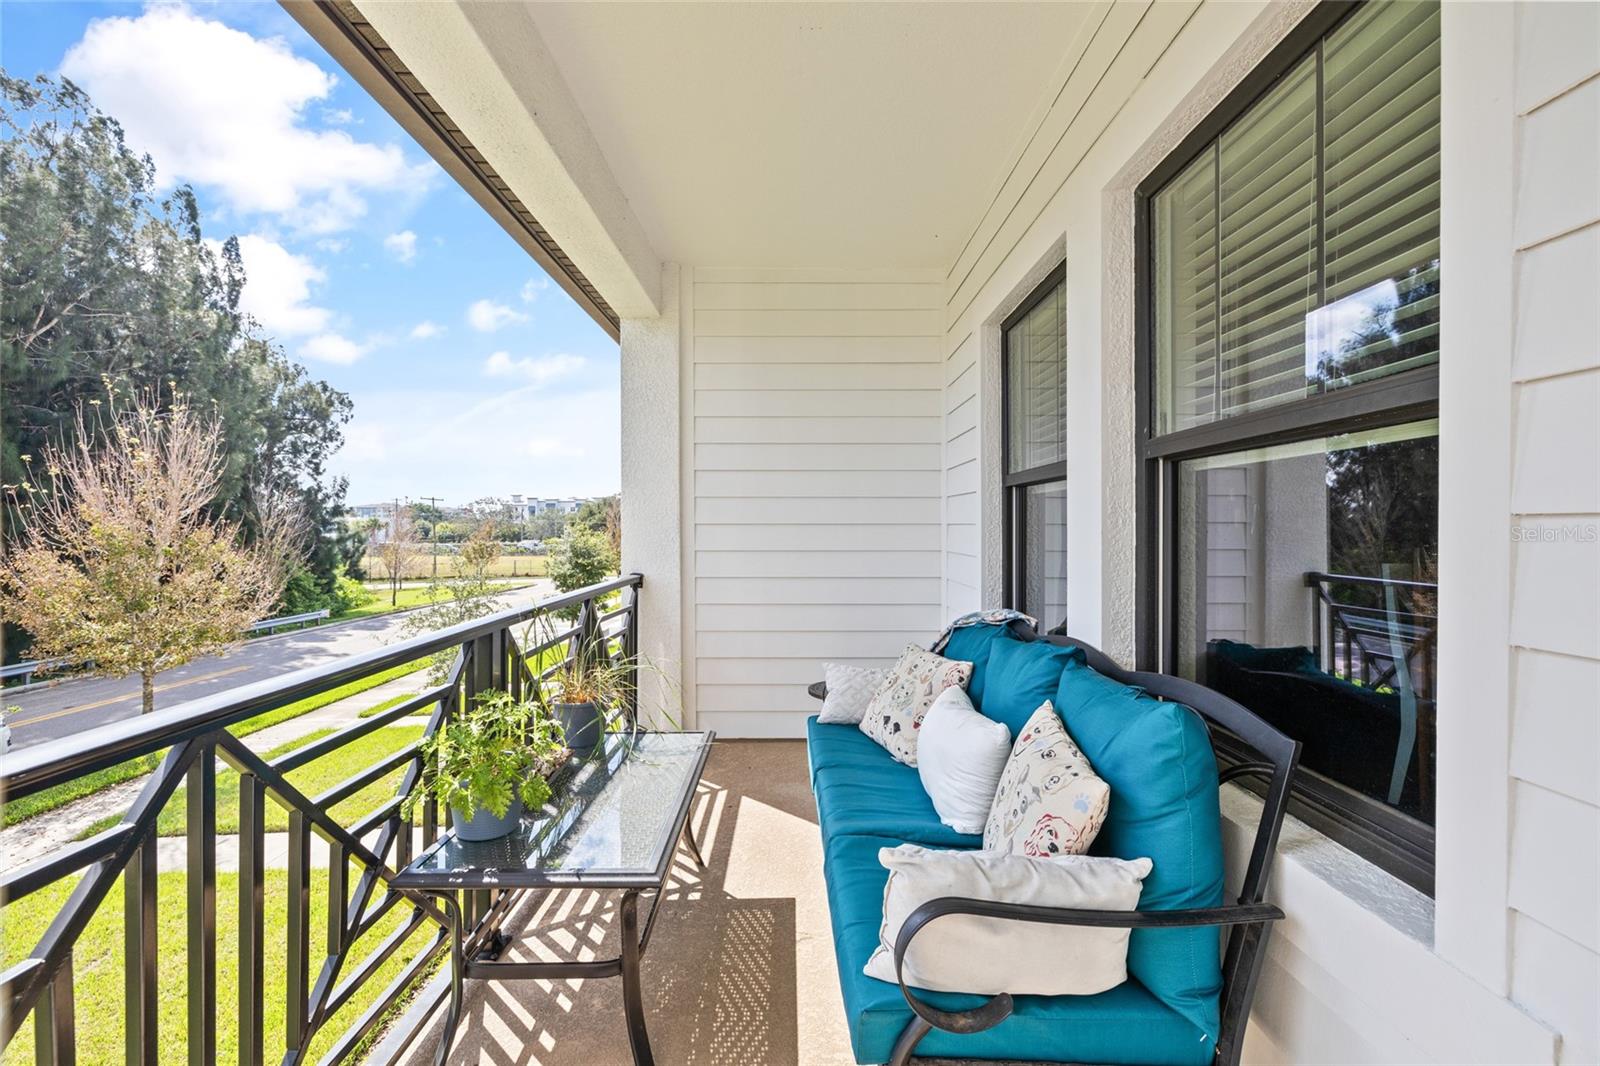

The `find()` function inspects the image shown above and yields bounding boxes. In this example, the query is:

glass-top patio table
[394,730,716,1066]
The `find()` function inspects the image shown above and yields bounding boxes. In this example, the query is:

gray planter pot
[452,794,524,842]
[555,701,603,755]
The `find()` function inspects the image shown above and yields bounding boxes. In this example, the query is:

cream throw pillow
[983,701,1111,856]
[863,844,1152,995]
[859,645,973,766]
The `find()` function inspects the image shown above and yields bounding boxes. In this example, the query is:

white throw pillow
[864,844,1152,995]
[859,645,974,766]
[916,687,1011,834]
[818,663,887,724]
[983,701,1111,857]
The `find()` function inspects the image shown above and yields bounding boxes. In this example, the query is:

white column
[620,264,689,728]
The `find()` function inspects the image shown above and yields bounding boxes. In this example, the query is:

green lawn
[0,864,438,1065]
[1,660,427,828]
[333,581,532,622]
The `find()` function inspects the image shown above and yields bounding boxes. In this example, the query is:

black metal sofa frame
[813,626,1302,1066]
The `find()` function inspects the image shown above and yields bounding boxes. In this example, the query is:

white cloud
[520,276,550,303]
[321,107,355,126]
[329,385,620,504]
[315,238,348,254]
[383,230,418,264]
[482,352,585,385]
[218,234,329,337]
[467,299,529,333]
[299,333,370,365]
[408,321,443,340]
[61,6,428,233]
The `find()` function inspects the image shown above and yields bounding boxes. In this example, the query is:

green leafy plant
[402,689,566,822]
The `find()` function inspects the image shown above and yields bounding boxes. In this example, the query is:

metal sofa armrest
[889,896,1284,1038]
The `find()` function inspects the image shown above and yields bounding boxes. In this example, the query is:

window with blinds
[1006,280,1066,473]
[1002,268,1068,626]
[1152,0,1440,435]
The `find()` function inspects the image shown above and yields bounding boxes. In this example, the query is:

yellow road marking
[7,665,253,728]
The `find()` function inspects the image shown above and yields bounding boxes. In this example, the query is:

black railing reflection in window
[1176,424,1438,826]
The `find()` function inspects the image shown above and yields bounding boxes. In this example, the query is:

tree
[402,524,507,682]
[0,394,298,713]
[0,73,353,612]
[548,526,618,619]
[526,507,567,544]
[371,507,421,605]
[459,523,502,582]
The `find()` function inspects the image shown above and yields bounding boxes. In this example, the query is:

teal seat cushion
[938,623,1018,708]
[1055,660,1225,1044]
[822,833,1213,1066]
[805,714,902,782]
[807,717,980,848]
[979,636,1086,735]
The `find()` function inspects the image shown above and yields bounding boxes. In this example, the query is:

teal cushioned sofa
[807,626,1300,1066]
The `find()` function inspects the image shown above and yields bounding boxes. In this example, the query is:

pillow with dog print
[983,701,1110,857]
[859,645,974,766]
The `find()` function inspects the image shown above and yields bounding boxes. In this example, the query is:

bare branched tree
[1,393,301,713]
[371,505,421,605]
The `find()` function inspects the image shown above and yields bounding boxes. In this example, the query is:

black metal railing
[0,574,643,1065]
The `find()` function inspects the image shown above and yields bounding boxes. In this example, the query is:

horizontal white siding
[944,330,981,614]
[1506,9,1600,1056]
[690,273,945,736]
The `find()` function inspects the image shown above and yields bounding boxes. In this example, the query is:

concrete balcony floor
[385,739,857,1066]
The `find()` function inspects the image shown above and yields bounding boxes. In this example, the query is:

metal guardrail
[3,610,335,687]
[0,574,643,1064]
[0,659,67,685]
[247,608,332,635]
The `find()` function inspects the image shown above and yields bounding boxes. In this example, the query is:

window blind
[1152,0,1441,434]
[1007,281,1066,473]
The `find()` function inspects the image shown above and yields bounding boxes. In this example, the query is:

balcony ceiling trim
[284,0,623,340]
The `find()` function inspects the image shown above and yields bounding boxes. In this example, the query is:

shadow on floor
[388,739,848,1066]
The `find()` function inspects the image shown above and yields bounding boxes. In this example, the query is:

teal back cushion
[1054,658,1225,1044]
[938,623,1017,708]
[979,636,1085,735]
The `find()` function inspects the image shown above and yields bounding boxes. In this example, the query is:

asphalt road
[2,580,554,750]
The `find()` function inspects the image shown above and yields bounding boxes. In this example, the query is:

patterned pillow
[859,645,974,766]
[818,663,888,724]
[984,702,1111,857]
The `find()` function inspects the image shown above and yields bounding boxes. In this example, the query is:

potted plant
[403,689,567,841]
[546,646,634,756]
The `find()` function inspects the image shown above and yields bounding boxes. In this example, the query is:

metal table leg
[433,891,465,1066]
[681,818,706,867]
[618,889,655,1066]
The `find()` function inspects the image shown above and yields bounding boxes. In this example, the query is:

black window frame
[1133,0,1440,894]
[1001,263,1068,626]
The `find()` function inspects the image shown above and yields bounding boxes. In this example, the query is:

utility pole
[390,496,403,605]
[417,495,444,581]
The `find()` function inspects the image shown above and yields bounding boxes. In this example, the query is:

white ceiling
[527,3,1094,271]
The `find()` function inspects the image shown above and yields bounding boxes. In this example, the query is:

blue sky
[2,1,620,507]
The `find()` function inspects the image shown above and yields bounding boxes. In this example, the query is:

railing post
[285,810,311,1053]
[124,840,158,1064]
[238,774,266,1066]
[186,752,217,1066]
[35,955,74,1066]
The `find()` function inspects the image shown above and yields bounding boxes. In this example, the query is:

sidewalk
[0,675,432,871]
